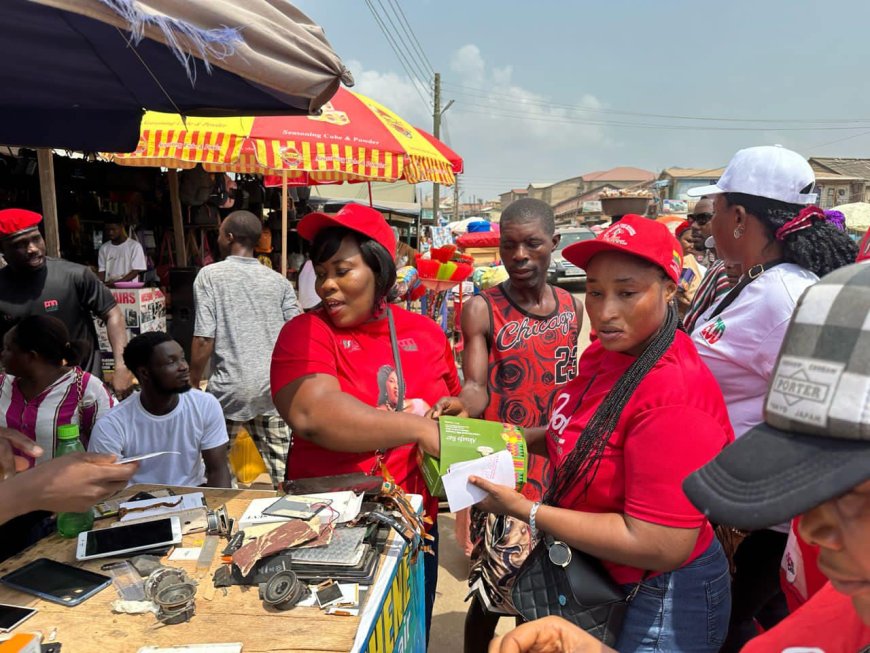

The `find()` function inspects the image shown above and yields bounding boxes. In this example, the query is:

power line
[442,81,870,126]
[809,128,870,151]
[385,0,435,77]
[374,0,431,88]
[363,0,430,110]
[452,103,870,132]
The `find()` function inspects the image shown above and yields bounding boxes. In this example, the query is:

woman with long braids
[471,215,734,652]
[685,146,858,652]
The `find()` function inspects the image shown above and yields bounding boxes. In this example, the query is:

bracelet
[529,501,542,541]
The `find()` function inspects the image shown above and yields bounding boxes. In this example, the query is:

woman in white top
[687,145,857,653]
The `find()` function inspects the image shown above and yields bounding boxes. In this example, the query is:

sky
[294,0,870,202]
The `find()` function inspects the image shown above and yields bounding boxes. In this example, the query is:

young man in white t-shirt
[97,214,147,287]
[89,332,230,488]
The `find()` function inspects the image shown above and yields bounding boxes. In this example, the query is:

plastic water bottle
[55,424,94,538]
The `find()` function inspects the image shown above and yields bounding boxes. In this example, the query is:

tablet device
[262,496,331,521]
[0,558,110,606]
[0,603,37,632]
[76,516,182,561]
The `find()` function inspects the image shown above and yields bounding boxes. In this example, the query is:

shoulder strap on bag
[386,307,405,413]
[707,259,784,321]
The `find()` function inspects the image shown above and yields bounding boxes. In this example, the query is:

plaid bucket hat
[684,262,870,530]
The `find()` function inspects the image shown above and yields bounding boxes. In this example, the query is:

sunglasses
[688,212,714,226]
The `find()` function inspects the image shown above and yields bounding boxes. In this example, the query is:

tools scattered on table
[0,479,427,644]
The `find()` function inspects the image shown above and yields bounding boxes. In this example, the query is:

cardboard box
[420,416,528,498]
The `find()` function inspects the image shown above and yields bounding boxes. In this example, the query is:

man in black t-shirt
[0,209,133,395]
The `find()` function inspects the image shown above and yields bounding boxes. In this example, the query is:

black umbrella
[0,0,352,151]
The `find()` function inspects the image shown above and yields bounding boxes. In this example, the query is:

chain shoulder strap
[74,366,86,426]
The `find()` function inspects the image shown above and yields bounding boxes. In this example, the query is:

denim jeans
[616,538,731,653]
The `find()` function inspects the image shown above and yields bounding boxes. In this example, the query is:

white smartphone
[0,603,37,631]
[76,516,183,561]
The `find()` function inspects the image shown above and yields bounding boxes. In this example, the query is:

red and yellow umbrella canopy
[106,88,459,185]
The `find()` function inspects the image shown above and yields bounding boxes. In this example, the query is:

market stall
[0,485,425,653]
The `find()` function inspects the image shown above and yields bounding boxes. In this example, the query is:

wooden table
[0,485,424,653]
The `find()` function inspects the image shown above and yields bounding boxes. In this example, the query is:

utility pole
[431,74,455,226]
[453,174,460,221]
[432,72,441,225]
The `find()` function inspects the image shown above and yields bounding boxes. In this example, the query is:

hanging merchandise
[189,204,221,227]
[179,165,213,207]
[255,226,273,254]
[155,232,175,287]
[200,231,215,266]
[185,230,201,267]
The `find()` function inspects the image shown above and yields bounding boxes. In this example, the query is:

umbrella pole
[36,149,60,258]
[368,181,373,208]
[167,170,187,265]
[281,170,288,277]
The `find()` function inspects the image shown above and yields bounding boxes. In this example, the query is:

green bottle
[55,424,94,538]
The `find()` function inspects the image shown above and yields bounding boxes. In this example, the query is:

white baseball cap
[687,145,817,205]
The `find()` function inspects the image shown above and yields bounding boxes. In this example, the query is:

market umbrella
[416,127,464,175]
[832,202,870,231]
[103,88,462,274]
[105,88,458,185]
[1,0,351,152]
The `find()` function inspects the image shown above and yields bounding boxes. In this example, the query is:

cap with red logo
[0,209,42,239]
[297,203,396,256]
[674,220,692,239]
[563,214,683,283]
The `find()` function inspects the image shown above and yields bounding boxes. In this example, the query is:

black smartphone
[1,558,111,607]
[0,603,37,631]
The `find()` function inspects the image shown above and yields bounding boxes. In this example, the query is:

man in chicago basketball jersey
[436,198,582,651]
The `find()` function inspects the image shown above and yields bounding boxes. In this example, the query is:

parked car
[547,227,596,285]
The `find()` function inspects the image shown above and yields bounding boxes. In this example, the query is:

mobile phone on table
[76,516,182,561]
[0,558,110,606]
[0,603,37,631]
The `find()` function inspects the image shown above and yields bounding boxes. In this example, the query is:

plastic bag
[229,429,268,484]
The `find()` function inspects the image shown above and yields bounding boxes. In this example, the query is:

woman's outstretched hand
[469,475,530,521]
[426,396,468,419]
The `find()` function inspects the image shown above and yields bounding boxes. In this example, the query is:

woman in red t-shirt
[471,215,734,652]
[270,204,463,634]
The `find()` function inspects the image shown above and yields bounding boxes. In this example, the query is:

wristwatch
[529,501,542,541]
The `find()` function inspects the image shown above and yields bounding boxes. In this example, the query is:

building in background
[808,157,870,208]
[658,167,727,200]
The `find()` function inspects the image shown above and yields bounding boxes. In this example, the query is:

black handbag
[511,534,635,647]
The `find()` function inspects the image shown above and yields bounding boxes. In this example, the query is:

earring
[733,224,745,240]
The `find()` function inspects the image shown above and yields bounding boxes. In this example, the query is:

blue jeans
[616,538,731,653]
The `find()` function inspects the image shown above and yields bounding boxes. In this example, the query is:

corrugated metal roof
[581,166,655,182]
[662,167,726,179]
[810,157,870,180]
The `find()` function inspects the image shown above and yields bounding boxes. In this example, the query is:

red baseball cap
[674,220,692,239]
[297,203,396,256]
[0,209,42,239]
[563,214,683,283]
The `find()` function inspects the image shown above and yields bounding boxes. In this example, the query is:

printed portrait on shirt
[375,364,430,416]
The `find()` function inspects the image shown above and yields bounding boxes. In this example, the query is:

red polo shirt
[271,306,461,524]
[545,331,734,584]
